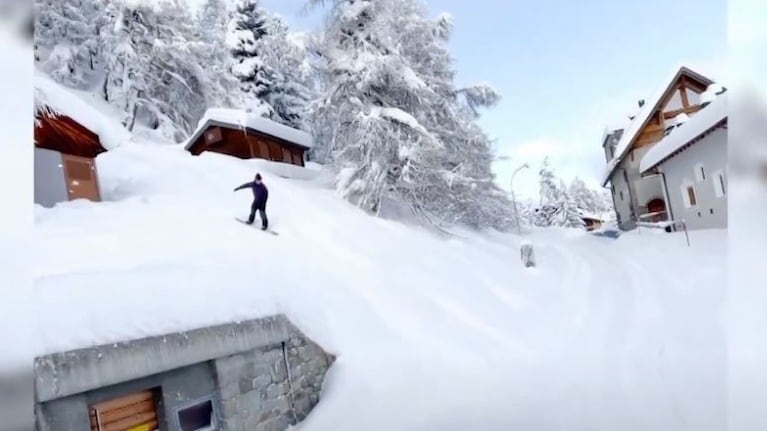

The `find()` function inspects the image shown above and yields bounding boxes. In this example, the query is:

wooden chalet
[184,109,313,167]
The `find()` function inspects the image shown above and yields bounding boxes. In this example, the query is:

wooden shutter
[687,187,697,206]
[89,390,158,431]
[291,150,303,166]
[204,127,222,145]
[268,142,282,161]
[282,147,292,163]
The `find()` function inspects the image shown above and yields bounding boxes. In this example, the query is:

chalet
[639,89,727,230]
[601,66,719,230]
[34,74,125,207]
[580,213,604,232]
[185,109,313,167]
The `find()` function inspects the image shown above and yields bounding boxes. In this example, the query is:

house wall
[657,126,727,230]
[34,315,335,431]
[36,361,217,431]
[190,125,306,167]
[34,147,68,208]
[608,164,634,230]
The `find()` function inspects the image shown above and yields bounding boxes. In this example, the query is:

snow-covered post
[520,239,535,268]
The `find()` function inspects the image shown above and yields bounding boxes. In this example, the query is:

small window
[686,186,697,207]
[177,398,214,431]
[713,170,726,197]
[695,163,706,182]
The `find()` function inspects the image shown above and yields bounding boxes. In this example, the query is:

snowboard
[235,218,279,235]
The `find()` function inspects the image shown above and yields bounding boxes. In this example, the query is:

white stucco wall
[657,126,727,230]
[34,147,68,208]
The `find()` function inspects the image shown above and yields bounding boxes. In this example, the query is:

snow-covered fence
[520,240,536,267]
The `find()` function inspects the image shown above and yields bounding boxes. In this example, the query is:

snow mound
[34,71,131,151]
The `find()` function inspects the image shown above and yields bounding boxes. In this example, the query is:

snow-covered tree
[101,0,209,140]
[560,181,585,228]
[308,0,512,230]
[34,0,106,87]
[257,16,314,129]
[196,0,243,109]
[227,0,274,115]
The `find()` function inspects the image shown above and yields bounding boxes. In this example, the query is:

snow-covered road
[34,144,726,431]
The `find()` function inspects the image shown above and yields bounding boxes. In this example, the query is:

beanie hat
[255,173,262,181]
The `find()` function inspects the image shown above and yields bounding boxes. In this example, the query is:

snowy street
[34,145,726,431]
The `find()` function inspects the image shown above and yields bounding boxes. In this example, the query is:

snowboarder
[234,173,269,230]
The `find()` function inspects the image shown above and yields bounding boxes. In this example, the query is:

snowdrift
[33,82,726,431]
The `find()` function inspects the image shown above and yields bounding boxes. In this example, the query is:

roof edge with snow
[640,92,728,173]
[601,66,715,186]
[184,108,314,151]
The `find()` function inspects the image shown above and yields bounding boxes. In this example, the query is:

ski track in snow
[33,143,726,431]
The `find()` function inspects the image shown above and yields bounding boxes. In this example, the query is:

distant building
[579,212,604,232]
[185,109,313,167]
[600,66,726,231]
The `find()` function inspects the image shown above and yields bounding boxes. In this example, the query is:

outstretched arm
[233,182,254,192]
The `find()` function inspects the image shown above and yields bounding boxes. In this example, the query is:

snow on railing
[636,214,690,247]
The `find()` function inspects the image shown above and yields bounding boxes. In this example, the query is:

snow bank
[33,84,727,430]
[185,107,313,149]
[35,140,727,430]
[34,71,131,151]
[640,92,727,173]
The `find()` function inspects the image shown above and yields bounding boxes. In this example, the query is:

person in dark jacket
[234,173,269,230]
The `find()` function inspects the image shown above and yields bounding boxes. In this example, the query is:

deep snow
[34,140,727,430]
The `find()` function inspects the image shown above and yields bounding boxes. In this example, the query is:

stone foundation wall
[34,315,335,431]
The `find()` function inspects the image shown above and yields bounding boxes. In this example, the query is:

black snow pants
[248,200,268,230]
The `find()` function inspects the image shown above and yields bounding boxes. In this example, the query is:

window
[682,184,697,208]
[177,398,214,431]
[620,190,624,201]
[695,163,706,182]
[713,170,726,197]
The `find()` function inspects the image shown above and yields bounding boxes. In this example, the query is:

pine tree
[196,0,243,110]
[227,0,274,115]
[560,181,585,228]
[535,157,563,227]
[257,16,314,130]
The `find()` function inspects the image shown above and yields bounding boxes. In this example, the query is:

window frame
[713,169,726,197]
[695,163,706,182]
[681,181,698,208]
[173,395,217,431]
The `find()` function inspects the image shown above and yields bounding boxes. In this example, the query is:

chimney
[638,99,645,108]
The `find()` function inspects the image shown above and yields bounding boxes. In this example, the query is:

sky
[198,0,727,200]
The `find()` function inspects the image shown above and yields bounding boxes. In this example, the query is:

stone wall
[34,315,335,431]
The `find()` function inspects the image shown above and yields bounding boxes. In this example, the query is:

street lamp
[510,163,529,235]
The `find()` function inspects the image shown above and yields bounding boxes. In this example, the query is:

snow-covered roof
[185,108,313,150]
[601,66,714,186]
[640,92,727,173]
[34,72,130,151]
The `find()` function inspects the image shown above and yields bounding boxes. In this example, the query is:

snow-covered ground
[34,135,726,430]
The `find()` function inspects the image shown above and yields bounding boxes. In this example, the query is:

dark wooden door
[62,154,101,202]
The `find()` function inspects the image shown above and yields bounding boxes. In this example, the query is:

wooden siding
[188,123,306,167]
[628,72,712,153]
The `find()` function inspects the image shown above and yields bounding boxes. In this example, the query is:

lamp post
[510,163,529,235]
